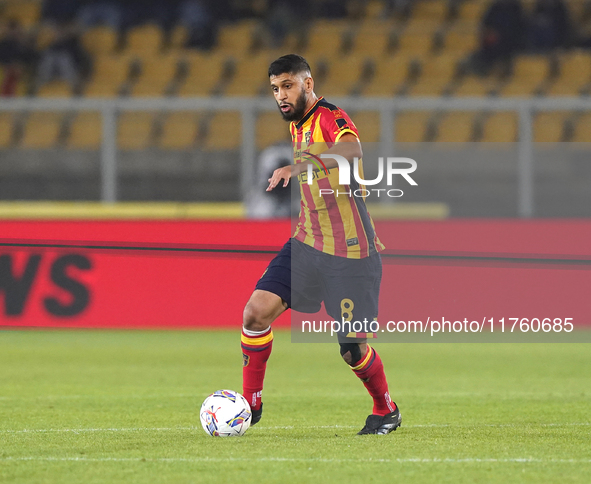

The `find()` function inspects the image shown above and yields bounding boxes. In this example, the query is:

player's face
[270,73,309,122]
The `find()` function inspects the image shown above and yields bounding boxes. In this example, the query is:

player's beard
[278,87,307,122]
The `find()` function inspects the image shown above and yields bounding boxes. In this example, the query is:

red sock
[241,326,273,411]
[351,345,396,416]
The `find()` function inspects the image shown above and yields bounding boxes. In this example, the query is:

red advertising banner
[1,220,590,329]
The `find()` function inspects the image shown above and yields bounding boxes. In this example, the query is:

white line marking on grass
[1,456,591,465]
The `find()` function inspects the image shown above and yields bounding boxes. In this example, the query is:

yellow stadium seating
[458,1,489,21]
[395,20,438,56]
[480,112,517,142]
[303,20,349,56]
[499,56,551,96]
[547,51,591,96]
[131,54,179,96]
[365,0,384,18]
[216,20,258,55]
[256,112,290,150]
[178,52,228,97]
[363,54,411,96]
[351,20,393,57]
[117,112,156,150]
[569,113,591,142]
[125,24,163,56]
[21,112,63,149]
[351,111,381,143]
[3,1,40,29]
[436,112,475,142]
[67,112,102,150]
[412,0,450,21]
[320,56,367,97]
[533,112,569,143]
[35,23,57,51]
[170,25,188,50]
[444,27,479,54]
[81,26,118,56]
[203,112,241,150]
[407,54,460,96]
[36,80,74,97]
[84,55,131,97]
[453,75,500,96]
[224,54,271,97]
[0,113,14,148]
[395,112,432,143]
[159,112,201,149]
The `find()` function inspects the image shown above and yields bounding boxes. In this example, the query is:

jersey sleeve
[318,107,359,144]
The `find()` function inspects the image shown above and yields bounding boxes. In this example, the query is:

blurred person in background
[41,0,81,23]
[265,0,310,45]
[0,20,37,96]
[527,0,570,52]
[246,143,297,219]
[77,0,123,31]
[469,0,525,76]
[120,0,178,32]
[35,22,90,92]
[179,0,228,50]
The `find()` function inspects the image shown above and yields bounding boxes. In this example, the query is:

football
[200,390,252,437]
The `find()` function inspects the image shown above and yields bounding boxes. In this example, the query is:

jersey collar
[295,96,323,130]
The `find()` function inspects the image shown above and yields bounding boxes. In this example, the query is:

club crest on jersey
[243,354,250,367]
[305,131,311,145]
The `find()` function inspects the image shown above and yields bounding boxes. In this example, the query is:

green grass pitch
[1,330,590,483]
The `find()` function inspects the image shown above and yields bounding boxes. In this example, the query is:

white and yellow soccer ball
[200,390,252,437]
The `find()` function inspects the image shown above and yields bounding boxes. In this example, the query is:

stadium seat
[452,74,500,97]
[203,112,241,150]
[363,54,411,96]
[178,52,228,97]
[256,112,291,150]
[84,55,132,97]
[125,24,163,56]
[35,23,57,51]
[2,1,40,29]
[435,112,475,142]
[351,111,381,143]
[364,0,384,18]
[67,112,102,150]
[21,112,63,149]
[395,20,439,56]
[303,20,349,56]
[0,113,14,148]
[411,0,450,21]
[407,54,460,96]
[480,112,517,142]
[569,113,591,142]
[224,54,271,97]
[170,25,188,50]
[499,56,551,96]
[320,56,368,97]
[159,112,201,149]
[81,26,118,56]
[351,20,393,57]
[444,25,479,54]
[36,80,74,97]
[216,20,258,55]
[533,112,569,143]
[457,1,489,21]
[131,54,179,97]
[395,112,432,143]
[547,51,591,96]
[117,112,156,150]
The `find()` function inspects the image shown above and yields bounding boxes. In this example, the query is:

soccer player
[241,54,401,435]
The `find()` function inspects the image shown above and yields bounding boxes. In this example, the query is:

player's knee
[339,343,362,366]
[243,301,273,332]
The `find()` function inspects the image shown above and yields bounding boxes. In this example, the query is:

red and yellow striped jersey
[290,97,385,259]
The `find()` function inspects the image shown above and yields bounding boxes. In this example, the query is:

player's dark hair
[268,54,311,78]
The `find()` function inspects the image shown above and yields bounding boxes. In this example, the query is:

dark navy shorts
[255,238,382,339]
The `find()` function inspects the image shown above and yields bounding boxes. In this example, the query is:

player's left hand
[267,165,294,191]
